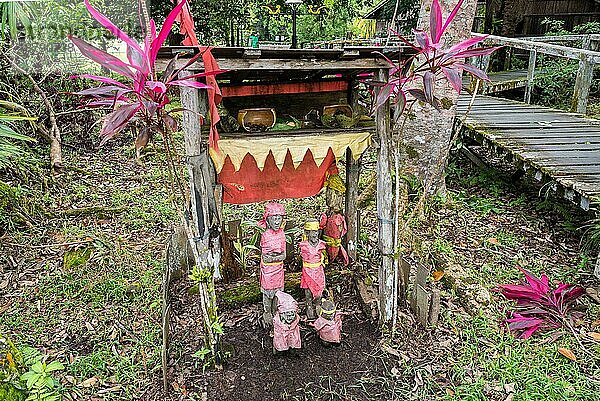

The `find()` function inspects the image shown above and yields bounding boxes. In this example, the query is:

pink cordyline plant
[69,0,222,145]
[497,267,585,339]
[374,0,500,112]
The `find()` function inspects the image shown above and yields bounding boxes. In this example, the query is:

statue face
[307,230,319,245]
[266,214,283,230]
[326,188,344,212]
[281,310,296,325]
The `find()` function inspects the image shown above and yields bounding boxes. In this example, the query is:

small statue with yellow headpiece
[319,173,349,266]
[310,297,343,345]
[299,218,327,320]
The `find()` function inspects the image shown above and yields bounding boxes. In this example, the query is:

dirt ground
[165,273,382,401]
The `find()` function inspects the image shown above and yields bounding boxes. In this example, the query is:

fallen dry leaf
[446,388,455,397]
[587,332,600,341]
[487,237,500,245]
[80,376,99,388]
[432,270,445,281]
[558,347,577,361]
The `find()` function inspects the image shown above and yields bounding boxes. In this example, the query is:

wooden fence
[473,33,600,113]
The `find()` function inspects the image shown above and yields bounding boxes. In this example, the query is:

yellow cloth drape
[209,131,372,173]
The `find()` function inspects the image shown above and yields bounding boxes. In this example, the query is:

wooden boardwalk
[456,94,600,210]
[463,70,529,94]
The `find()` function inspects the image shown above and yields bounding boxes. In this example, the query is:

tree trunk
[5,55,63,171]
[400,0,478,195]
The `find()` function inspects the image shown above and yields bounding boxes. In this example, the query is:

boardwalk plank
[457,94,600,209]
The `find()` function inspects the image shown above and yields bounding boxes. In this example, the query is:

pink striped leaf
[100,103,142,144]
[74,74,128,88]
[450,46,502,60]
[169,80,211,89]
[414,29,429,50]
[454,62,490,82]
[68,35,134,79]
[441,66,462,94]
[74,85,131,97]
[150,0,188,64]
[83,0,147,73]
[445,35,488,55]
[423,71,435,103]
[430,0,443,43]
[519,267,550,294]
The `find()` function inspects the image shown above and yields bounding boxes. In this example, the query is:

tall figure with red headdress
[319,173,349,266]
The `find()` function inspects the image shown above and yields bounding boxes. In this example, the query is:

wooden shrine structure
[156,46,415,323]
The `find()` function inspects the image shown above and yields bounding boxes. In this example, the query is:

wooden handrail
[471,33,598,114]
[472,33,600,63]
[520,34,600,43]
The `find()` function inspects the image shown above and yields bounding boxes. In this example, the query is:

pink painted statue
[273,290,301,354]
[310,299,342,345]
[320,173,349,266]
[299,219,327,320]
[258,202,286,328]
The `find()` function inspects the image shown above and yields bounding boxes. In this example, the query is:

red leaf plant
[69,0,223,145]
[497,267,585,339]
[373,0,501,112]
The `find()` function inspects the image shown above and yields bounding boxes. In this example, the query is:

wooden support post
[572,36,593,114]
[503,47,513,71]
[345,147,360,262]
[178,71,221,354]
[524,50,536,104]
[375,68,395,324]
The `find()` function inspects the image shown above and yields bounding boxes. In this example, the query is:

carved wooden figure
[273,290,301,354]
[319,173,349,266]
[299,219,327,320]
[310,298,342,345]
[258,202,287,328]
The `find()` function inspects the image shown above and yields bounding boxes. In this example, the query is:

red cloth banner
[219,149,337,204]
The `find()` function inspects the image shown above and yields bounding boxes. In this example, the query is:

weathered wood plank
[345,148,360,263]
[525,50,537,103]
[475,33,600,63]
[457,93,600,210]
[376,68,395,324]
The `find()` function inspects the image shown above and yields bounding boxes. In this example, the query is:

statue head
[275,290,298,324]
[266,214,283,230]
[304,219,320,246]
[259,202,286,230]
[280,310,297,325]
[324,174,345,213]
[320,299,336,321]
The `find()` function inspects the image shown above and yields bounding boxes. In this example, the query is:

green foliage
[0,101,36,169]
[20,360,64,401]
[0,181,45,234]
[0,336,63,401]
[579,197,600,252]
[572,21,600,34]
[380,0,419,35]
[541,18,570,36]
[0,0,32,40]
[188,266,212,283]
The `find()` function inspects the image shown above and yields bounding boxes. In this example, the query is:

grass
[2,137,599,400]
[1,139,173,400]
[447,314,599,401]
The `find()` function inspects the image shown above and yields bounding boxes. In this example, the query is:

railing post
[572,56,593,114]
[524,49,537,104]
